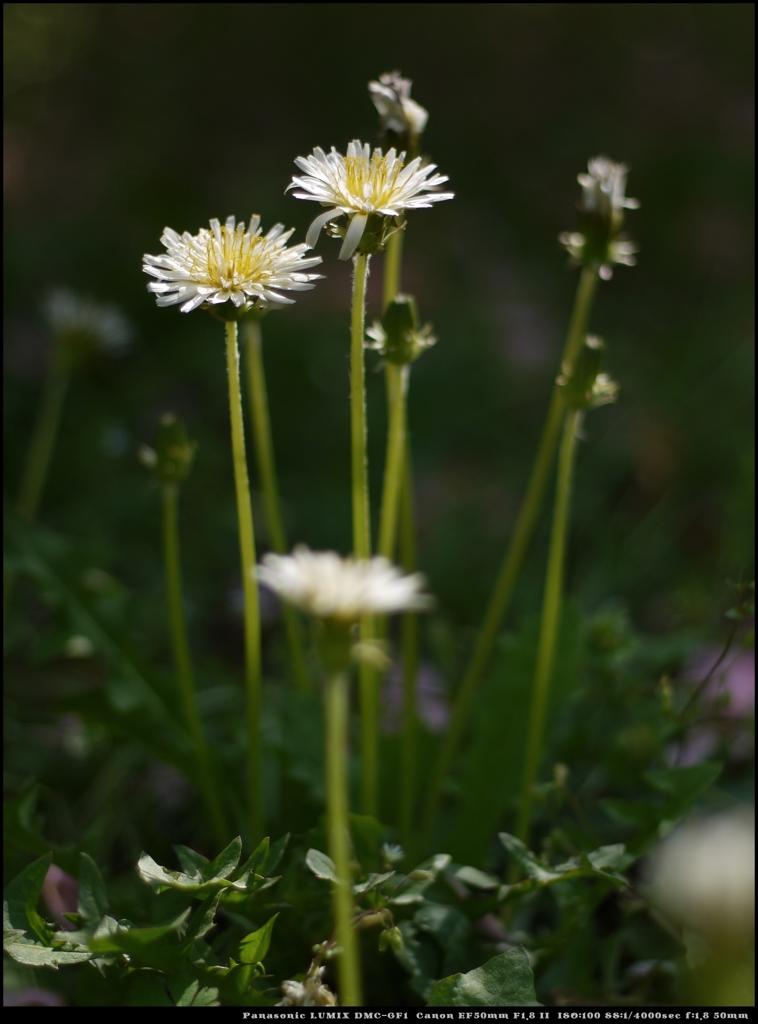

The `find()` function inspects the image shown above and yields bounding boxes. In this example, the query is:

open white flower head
[142,215,322,314]
[288,140,453,260]
[278,961,336,1007]
[257,546,432,623]
[578,156,639,219]
[647,808,755,941]
[45,289,132,355]
[368,71,429,138]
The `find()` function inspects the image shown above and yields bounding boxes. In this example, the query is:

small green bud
[366,294,437,365]
[387,926,403,953]
[408,869,435,881]
[559,336,619,410]
[142,413,197,485]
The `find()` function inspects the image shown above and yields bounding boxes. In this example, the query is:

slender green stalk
[378,363,409,560]
[326,668,362,1006]
[15,364,69,522]
[382,230,404,313]
[350,253,372,561]
[162,483,228,847]
[421,266,597,847]
[399,442,419,856]
[514,406,582,852]
[243,318,309,692]
[350,253,378,817]
[380,227,421,848]
[225,321,263,844]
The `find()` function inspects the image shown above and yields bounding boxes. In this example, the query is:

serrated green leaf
[499,834,564,884]
[182,892,221,948]
[259,833,289,877]
[78,853,109,923]
[136,852,248,895]
[169,974,220,1006]
[3,784,79,876]
[427,948,540,1006]
[123,970,173,1006]
[89,908,191,954]
[453,865,500,890]
[234,837,269,882]
[3,852,53,945]
[174,845,209,875]
[238,913,278,964]
[3,940,93,968]
[201,837,242,881]
[499,834,629,894]
[353,871,395,895]
[392,854,452,905]
[644,762,722,814]
[305,848,338,883]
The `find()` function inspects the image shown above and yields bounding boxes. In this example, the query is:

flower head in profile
[257,546,432,624]
[142,215,322,317]
[560,155,639,280]
[578,156,639,223]
[369,71,429,141]
[288,140,453,260]
[44,289,132,370]
[278,961,336,1007]
[647,808,754,943]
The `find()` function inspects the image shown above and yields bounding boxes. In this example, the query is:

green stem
[225,321,263,845]
[16,365,69,522]
[421,266,597,848]
[514,406,582,852]
[162,483,228,847]
[382,229,404,312]
[378,363,409,560]
[381,226,420,851]
[399,442,419,857]
[350,253,378,817]
[326,668,363,1006]
[243,318,309,693]
[351,253,371,561]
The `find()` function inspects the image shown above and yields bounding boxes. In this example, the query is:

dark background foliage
[4,2,753,634]
[3,0,755,860]
[3,4,754,1007]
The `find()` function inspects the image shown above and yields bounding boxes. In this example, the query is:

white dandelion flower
[288,140,453,260]
[44,289,132,356]
[257,546,432,624]
[647,808,754,941]
[368,71,429,139]
[142,215,322,315]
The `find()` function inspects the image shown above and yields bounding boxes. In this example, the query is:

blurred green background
[4,4,754,777]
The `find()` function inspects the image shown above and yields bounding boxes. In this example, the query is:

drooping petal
[305,208,344,249]
[339,213,368,261]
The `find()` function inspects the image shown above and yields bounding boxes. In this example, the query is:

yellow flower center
[344,152,403,208]
[190,224,270,289]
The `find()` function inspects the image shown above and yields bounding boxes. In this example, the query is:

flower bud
[45,289,132,373]
[558,336,619,410]
[369,71,428,156]
[141,413,197,485]
[560,156,639,280]
[366,294,437,365]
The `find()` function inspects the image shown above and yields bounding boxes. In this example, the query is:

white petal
[339,212,368,261]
